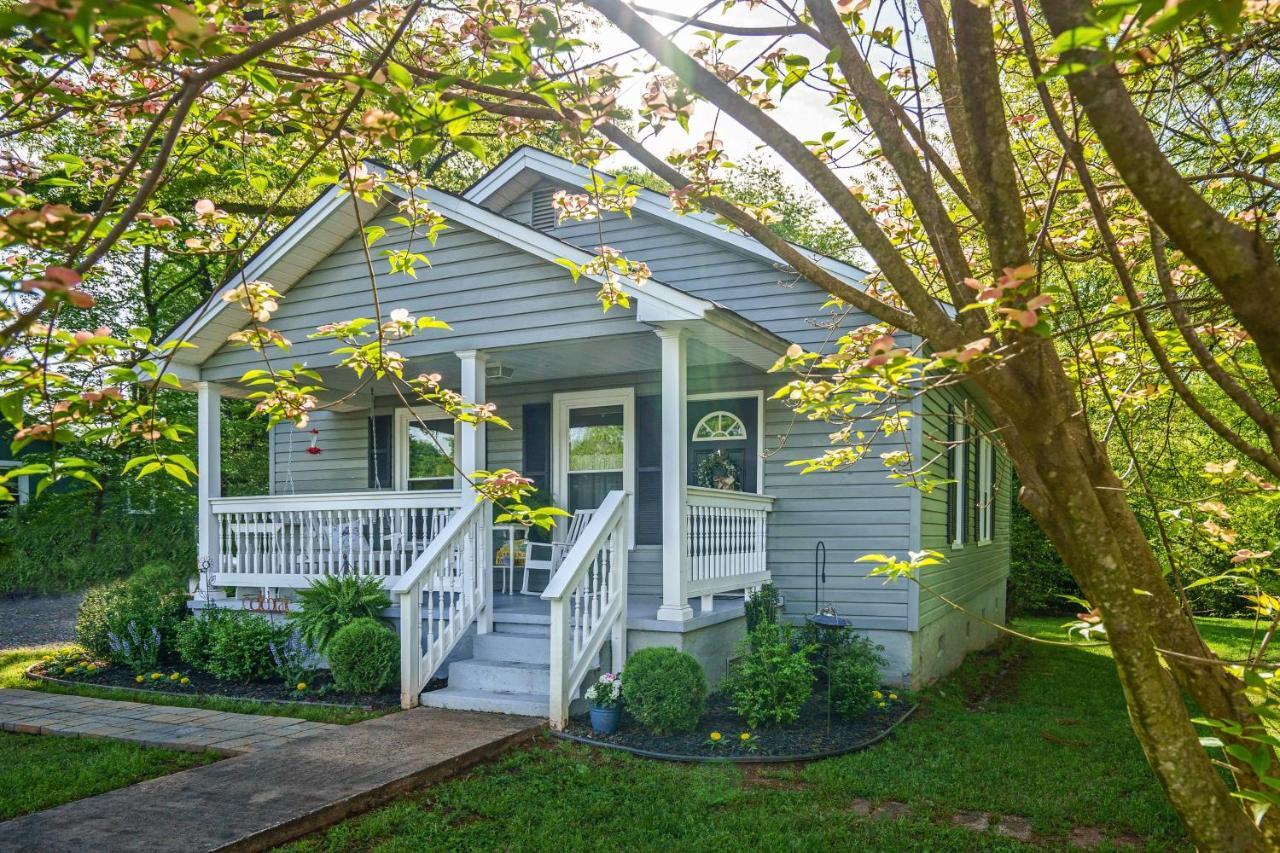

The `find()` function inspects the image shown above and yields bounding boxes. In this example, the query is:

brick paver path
[0,702,540,852]
[0,688,337,754]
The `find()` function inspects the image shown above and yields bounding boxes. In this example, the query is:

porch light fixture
[485,361,515,381]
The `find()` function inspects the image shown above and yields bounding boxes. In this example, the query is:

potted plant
[584,671,623,734]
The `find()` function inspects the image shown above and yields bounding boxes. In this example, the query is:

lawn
[0,732,216,820]
[0,645,384,725]
[280,616,1263,852]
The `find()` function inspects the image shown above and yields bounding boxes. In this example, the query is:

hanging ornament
[307,427,323,455]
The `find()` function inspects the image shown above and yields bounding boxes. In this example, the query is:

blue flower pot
[590,704,620,735]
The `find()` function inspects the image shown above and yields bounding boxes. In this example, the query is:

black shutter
[522,403,551,492]
[945,405,957,543]
[965,435,977,544]
[368,414,392,489]
[636,395,662,545]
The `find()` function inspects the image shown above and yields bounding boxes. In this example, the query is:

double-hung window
[947,407,967,548]
[977,437,994,544]
[394,410,459,491]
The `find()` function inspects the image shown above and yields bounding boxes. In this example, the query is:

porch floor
[490,591,745,631]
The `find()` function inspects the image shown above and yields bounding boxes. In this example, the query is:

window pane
[408,421,454,482]
[568,406,623,472]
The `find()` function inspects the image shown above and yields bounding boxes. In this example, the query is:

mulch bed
[557,693,917,763]
[26,662,422,711]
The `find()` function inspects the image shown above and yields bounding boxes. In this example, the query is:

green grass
[281,616,1254,852]
[1,646,385,725]
[0,732,215,820]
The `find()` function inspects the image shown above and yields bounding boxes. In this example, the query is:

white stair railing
[542,491,629,730]
[392,500,488,709]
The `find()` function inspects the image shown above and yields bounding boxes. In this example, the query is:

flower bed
[557,692,916,762]
[26,654,414,711]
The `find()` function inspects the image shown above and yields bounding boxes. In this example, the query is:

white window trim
[551,387,635,547]
[687,390,766,495]
[977,437,993,545]
[951,417,966,550]
[0,460,28,505]
[392,407,461,492]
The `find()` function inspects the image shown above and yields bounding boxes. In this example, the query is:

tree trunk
[975,344,1269,850]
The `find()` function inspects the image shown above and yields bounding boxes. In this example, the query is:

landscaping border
[551,702,917,763]
[24,663,380,712]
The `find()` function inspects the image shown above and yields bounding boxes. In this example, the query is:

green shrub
[744,583,780,633]
[326,618,397,695]
[724,624,815,728]
[174,608,238,672]
[290,574,390,652]
[829,635,888,719]
[204,612,290,683]
[621,647,707,734]
[75,575,188,662]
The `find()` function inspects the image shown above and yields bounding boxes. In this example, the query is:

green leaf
[386,61,414,90]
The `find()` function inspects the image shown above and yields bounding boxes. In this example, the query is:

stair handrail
[393,499,488,709]
[542,490,629,729]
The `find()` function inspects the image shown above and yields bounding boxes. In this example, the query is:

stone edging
[24,663,379,713]
[550,702,917,763]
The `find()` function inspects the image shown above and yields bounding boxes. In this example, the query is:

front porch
[191,324,780,726]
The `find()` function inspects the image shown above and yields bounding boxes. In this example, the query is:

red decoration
[307,427,322,455]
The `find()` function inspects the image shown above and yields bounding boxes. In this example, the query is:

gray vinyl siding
[263,362,914,627]
[199,213,643,380]
[501,181,864,352]
[916,385,1012,627]
[269,409,368,495]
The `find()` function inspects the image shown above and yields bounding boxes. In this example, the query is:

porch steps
[418,610,593,718]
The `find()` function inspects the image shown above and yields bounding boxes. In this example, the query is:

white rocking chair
[521,508,595,595]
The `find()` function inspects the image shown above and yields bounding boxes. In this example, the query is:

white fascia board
[160,185,353,356]
[464,147,870,287]
[370,166,711,323]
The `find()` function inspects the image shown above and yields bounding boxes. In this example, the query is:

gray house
[162,147,1010,726]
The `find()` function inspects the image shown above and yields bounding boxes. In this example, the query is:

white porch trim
[550,386,636,549]
[196,380,222,593]
[656,327,693,622]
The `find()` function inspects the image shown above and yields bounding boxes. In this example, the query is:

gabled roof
[464,145,869,285]
[161,161,790,369]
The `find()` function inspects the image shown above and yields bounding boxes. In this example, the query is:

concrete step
[420,686,549,717]
[492,610,550,633]
[474,631,550,665]
[448,658,549,694]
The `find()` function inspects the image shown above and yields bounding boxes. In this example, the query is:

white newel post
[656,328,693,621]
[196,381,222,594]
[458,350,492,633]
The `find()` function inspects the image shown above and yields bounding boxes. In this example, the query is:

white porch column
[196,381,222,593]
[457,350,492,632]
[656,328,693,621]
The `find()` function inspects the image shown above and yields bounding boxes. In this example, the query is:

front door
[687,396,759,493]
[552,389,635,542]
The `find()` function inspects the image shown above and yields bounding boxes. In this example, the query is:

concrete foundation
[911,581,1007,688]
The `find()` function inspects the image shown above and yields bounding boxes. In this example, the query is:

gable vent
[531,187,557,231]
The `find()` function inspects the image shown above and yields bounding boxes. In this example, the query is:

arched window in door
[692,410,747,442]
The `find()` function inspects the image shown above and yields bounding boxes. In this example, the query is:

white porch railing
[393,500,489,709]
[686,486,774,604]
[208,491,460,588]
[543,490,629,729]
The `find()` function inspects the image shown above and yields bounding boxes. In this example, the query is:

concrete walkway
[0,689,337,754]
[0,698,541,852]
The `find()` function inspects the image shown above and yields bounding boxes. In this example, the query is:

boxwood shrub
[620,647,706,734]
[75,565,189,662]
[829,634,889,719]
[326,617,398,695]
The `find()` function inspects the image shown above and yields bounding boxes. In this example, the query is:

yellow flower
[150,673,162,680]
[740,732,751,741]
[85,664,96,672]
[180,678,190,685]
[169,672,180,681]
[878,701,887,709]
[135,675,144,683]
[296,682,307,692]
[709,731,722,742]
[64,666,73,674]
[888,693,898,701]
[872,690,883,699]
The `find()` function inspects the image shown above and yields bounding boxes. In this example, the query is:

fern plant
[289,574,390,652]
